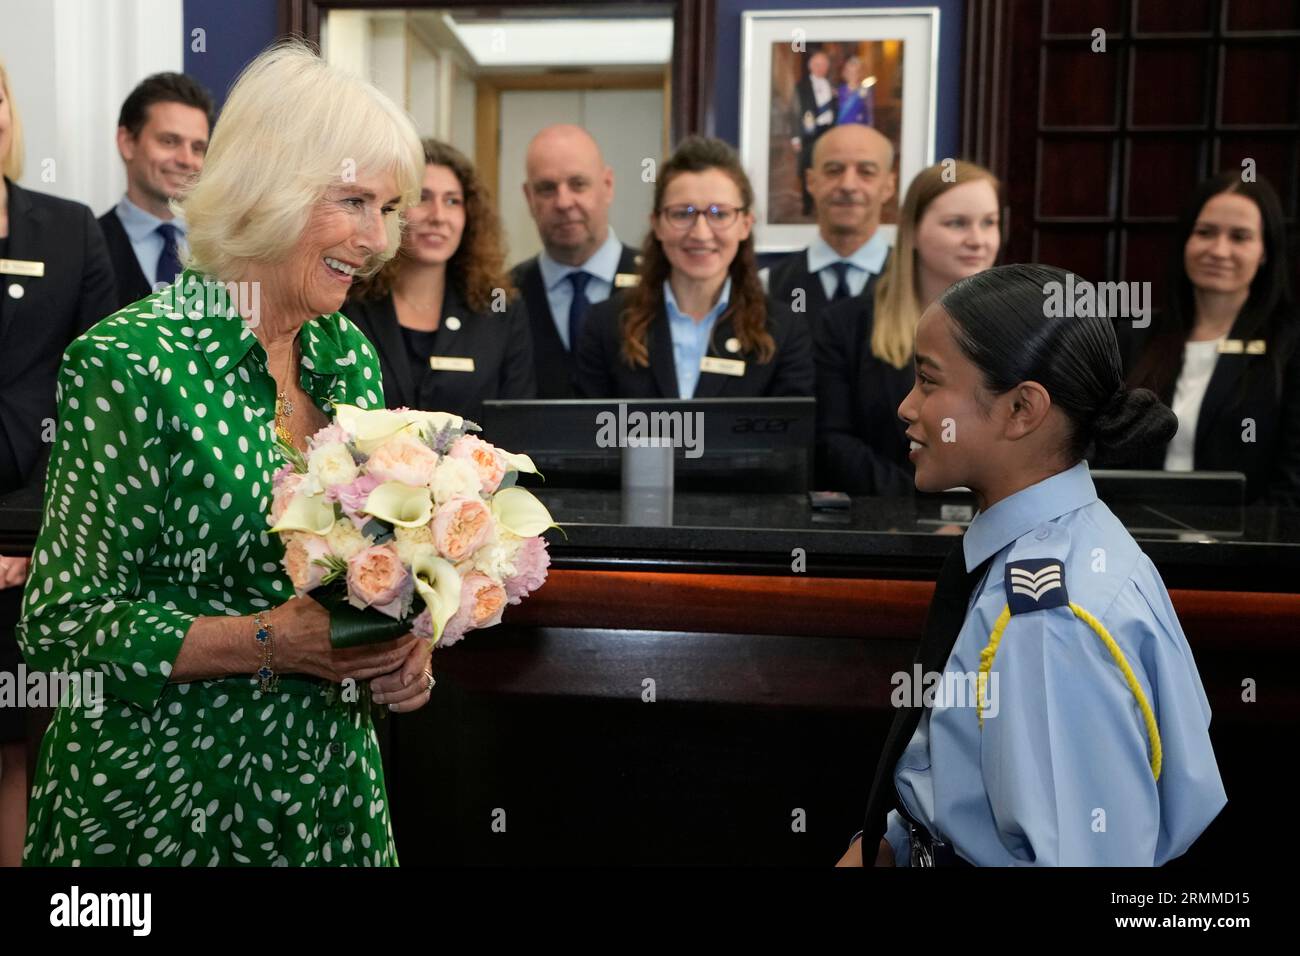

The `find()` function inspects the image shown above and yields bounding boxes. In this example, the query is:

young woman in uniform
[839,262,1227,866]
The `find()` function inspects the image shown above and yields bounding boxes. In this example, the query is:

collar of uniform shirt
[115,193,189,244]
[663,275,732,327]
[961,460,1099,571]
[806,230,889,278]
[538,228,624,292]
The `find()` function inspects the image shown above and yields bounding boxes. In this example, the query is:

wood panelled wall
[962,0,1300,308]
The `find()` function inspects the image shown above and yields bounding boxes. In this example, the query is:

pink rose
[433,496,493,562]
[272,461,296,486]
[271,472,307,525]
[282,532,332,596]
[308,422,351,450]
[364,434,441,487]
[326,473,383,530]
[411,607,433,640]
[437,572,507,648]
[447,435,507,494]
[346,544,413,619]
[504,536,550,604]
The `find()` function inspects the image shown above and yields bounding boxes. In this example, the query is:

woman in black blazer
[574,137,813,400]
[815,160,1001,494]
[344,139,535,421]
[1,59,117,865]
[1111,172,1299,505]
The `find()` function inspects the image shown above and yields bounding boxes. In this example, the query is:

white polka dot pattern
[16,270,396,866]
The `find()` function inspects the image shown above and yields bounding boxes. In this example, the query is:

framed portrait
[740,7,940,253]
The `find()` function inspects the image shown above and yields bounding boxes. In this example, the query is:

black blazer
[814,289,915,495]
[574,289,814,399]
[1114,315,1300,505]
[510,243,640,399]
[766,247,885,328]
[343,288,536,421]
[0,178,117,495]
[97,206,153,311]
[793,75,839,147]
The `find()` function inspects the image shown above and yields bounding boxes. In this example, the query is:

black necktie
[829,261,853,301]
[859,537,994,852]
[567,271,592,352]
[156,223,182,287]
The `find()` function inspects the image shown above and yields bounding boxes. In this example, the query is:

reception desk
[3,482,1297,865]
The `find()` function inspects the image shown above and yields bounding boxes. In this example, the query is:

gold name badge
[1246,339,1267,355]
[0,258,45,277]
[429,355,475,372]
[614,272,640,288]
[1218,339,1243,354]
[700,356,746,377]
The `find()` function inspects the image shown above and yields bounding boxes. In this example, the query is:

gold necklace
[273,343,296,447]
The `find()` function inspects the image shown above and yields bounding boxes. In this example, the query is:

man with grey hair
[511,124,640,398]
[765,123,897,327]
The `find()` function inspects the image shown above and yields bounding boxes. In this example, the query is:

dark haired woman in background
[346,138,535,420]
[839,263,1225,866]
[816,159,1000,495]
[574,137,813,399]
[1114,172,1299,504]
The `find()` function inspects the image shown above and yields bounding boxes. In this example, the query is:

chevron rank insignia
[1005,558,1069,614]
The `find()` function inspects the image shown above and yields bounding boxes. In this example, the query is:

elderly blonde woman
[17,43,428,866]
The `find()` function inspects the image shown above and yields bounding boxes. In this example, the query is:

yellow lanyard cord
[977,602,1163,781]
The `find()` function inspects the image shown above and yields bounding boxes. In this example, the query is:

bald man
[765,124,897,322]
[510,124,641,398]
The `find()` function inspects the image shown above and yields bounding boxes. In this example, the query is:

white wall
[498,87,661,264]
[0,0,183,216]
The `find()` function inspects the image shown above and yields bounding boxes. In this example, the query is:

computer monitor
[479,398,815,492]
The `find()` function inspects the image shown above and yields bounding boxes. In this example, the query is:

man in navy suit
[765,124,896,331]
[510,125,640,398]
[98,72,213,311]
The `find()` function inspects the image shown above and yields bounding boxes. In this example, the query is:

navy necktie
[829,261,853,301]
[156,223,183,287]
[567,270,592,351]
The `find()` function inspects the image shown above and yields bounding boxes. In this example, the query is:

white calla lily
[496,448,538,474]
[361,481,434,528]
[490,486,555,537]
[334,404,464,454]
[268,493,336,535]
[411,552,462,644]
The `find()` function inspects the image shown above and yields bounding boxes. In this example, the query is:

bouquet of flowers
[268,404,553,649]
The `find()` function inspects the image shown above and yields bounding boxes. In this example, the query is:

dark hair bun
[1093,387,1177,462]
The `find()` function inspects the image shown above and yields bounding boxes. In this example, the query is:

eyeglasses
[658,203,747,232]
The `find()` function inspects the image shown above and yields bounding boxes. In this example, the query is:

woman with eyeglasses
[345,138,536,422]
[574,136,814,400]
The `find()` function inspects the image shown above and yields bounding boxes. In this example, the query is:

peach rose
[432,496,493,562]
[270,472,307,526]
[448,435,507,494]
[364,434,441,488]
[346,544,414,619]
[282,532,332,596]
[438,572,507,648]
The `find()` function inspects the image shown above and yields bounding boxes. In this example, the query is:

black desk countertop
[4,479,1298,591]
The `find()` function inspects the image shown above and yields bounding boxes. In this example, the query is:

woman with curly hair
[574,136,813,399]
[345,138,536,420]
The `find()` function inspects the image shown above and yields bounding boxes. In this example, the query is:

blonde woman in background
[0,56,116,867]
[814,160,1001,494]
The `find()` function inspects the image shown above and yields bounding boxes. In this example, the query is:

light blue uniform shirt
[885,461,1226,866]
[806,231,889,300]
[538,229,626,350]
[113,195,189,287]
[663,277,731,399]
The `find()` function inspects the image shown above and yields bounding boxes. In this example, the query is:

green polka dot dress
[17,269,398,866]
